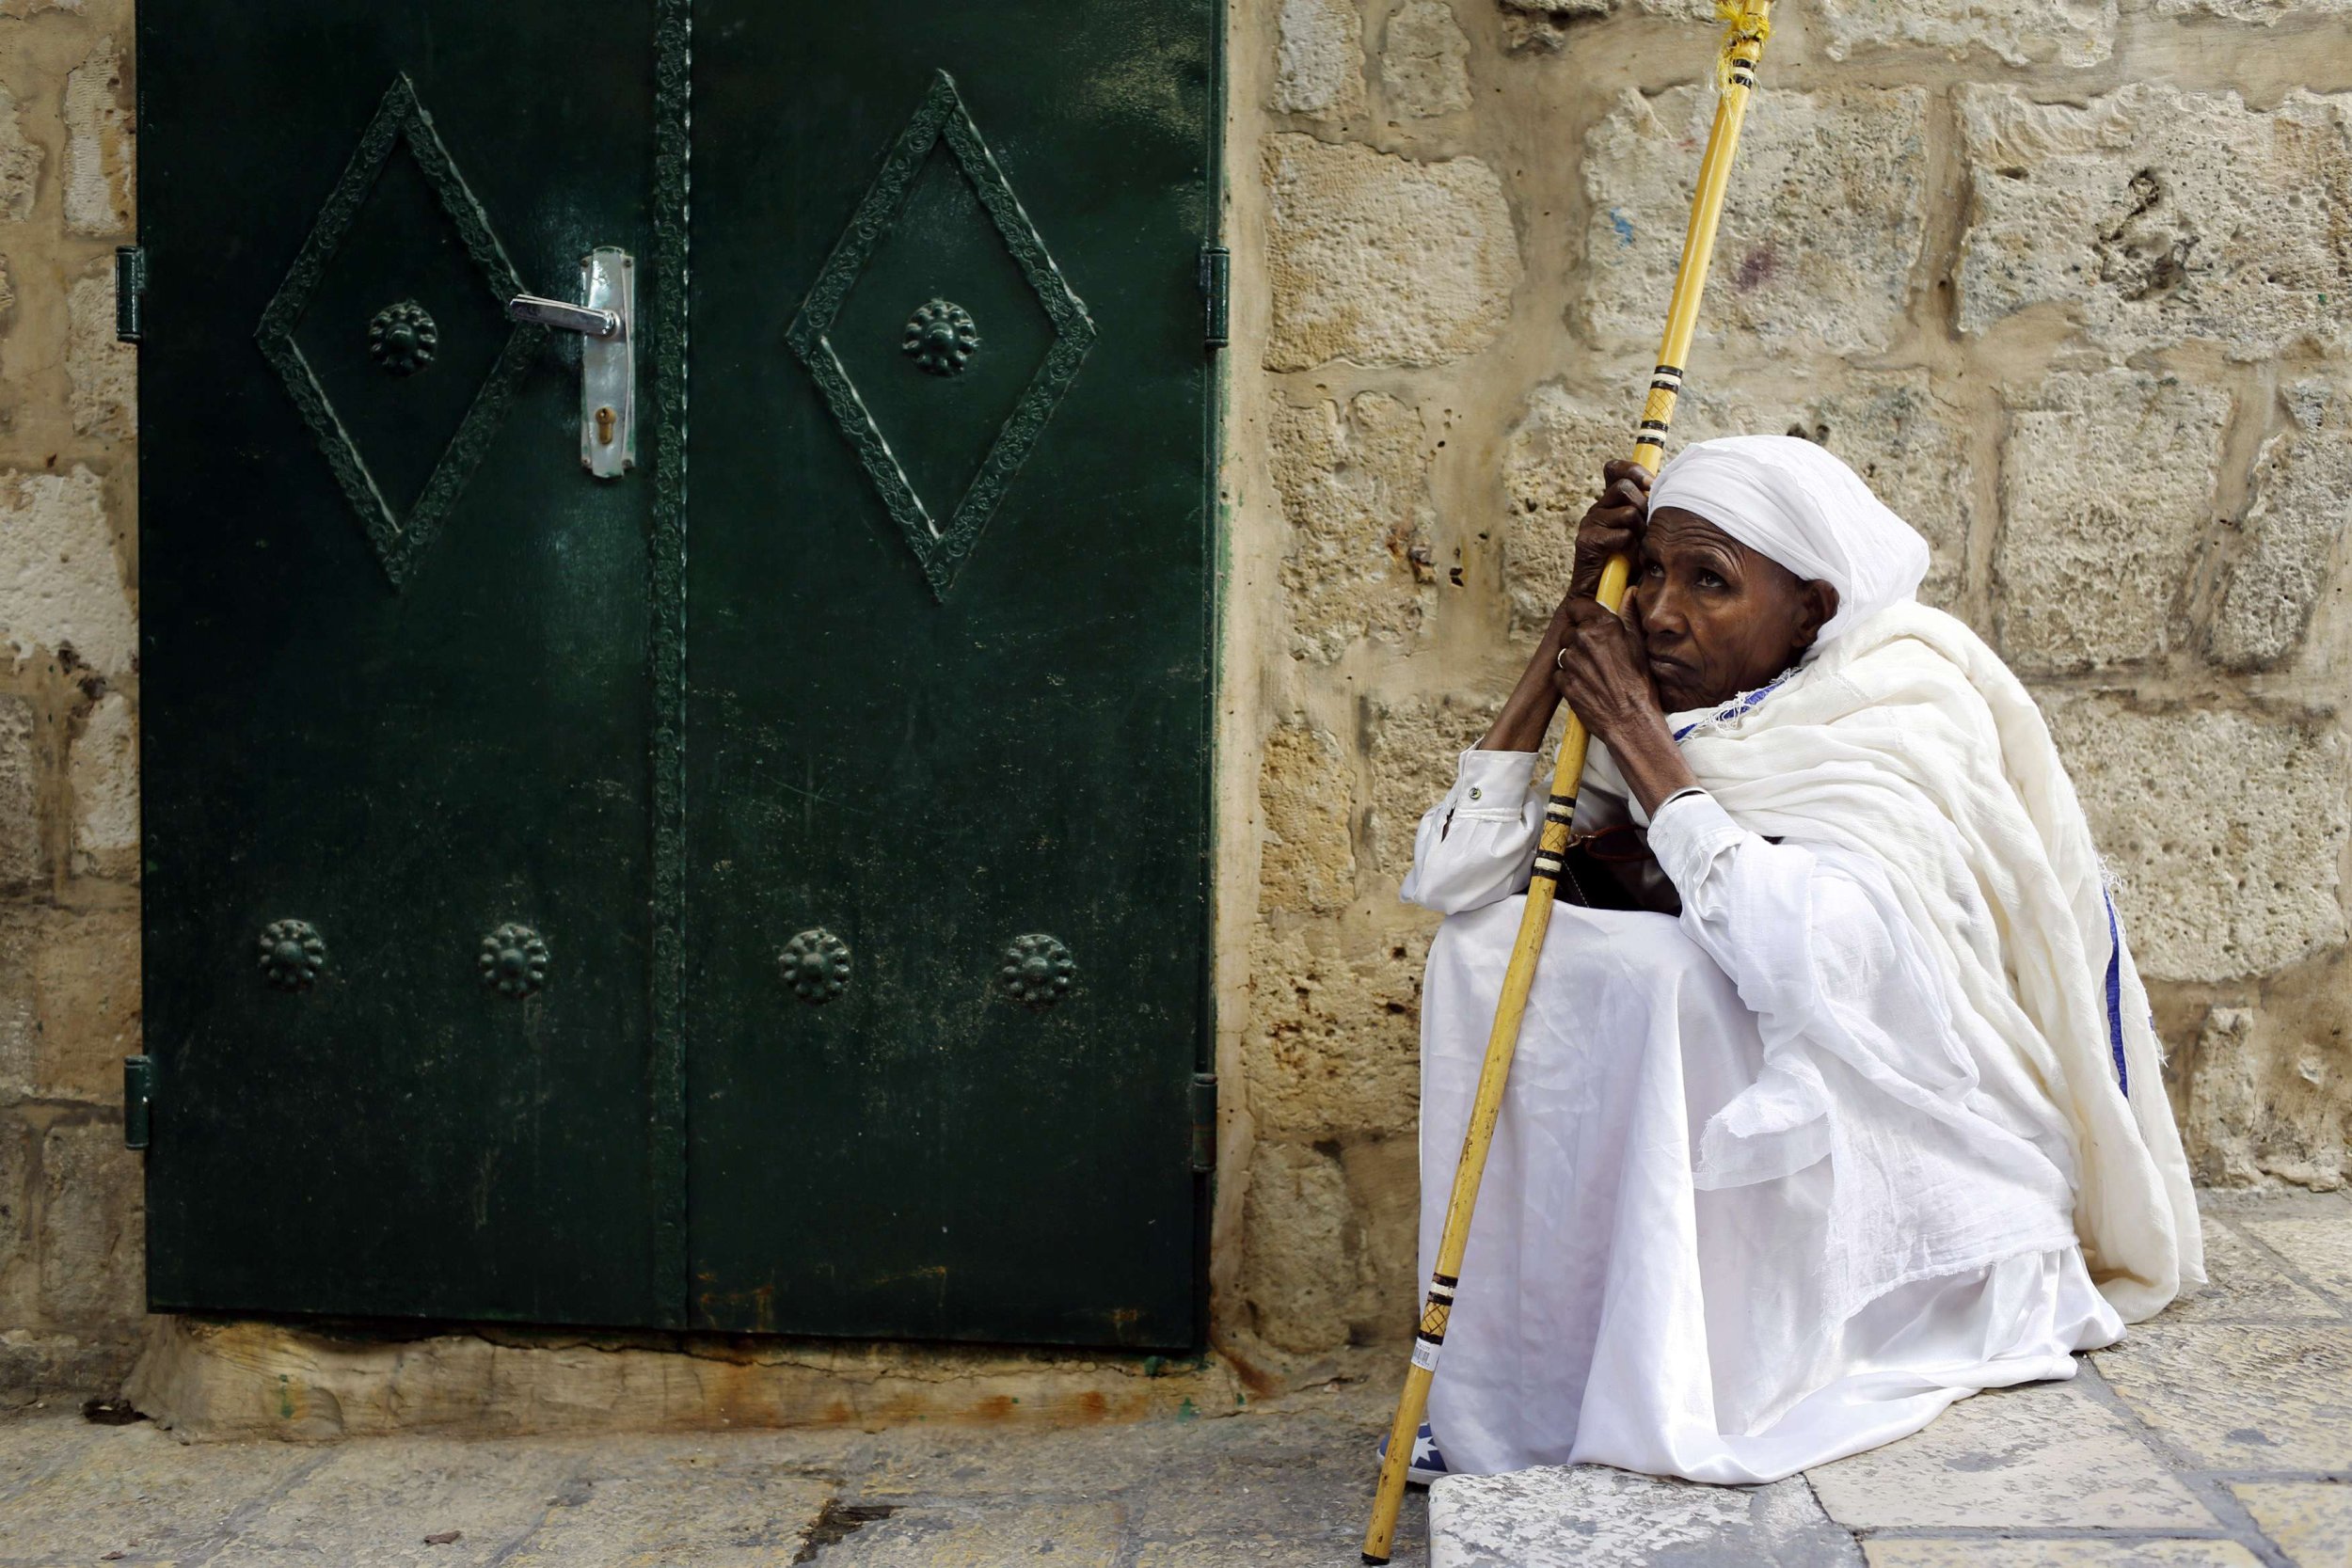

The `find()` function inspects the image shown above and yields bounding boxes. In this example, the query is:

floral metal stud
[780,927,852,1005]
[368,299,438,375]
[258,919,327,991]
[479,923,549,999]
[901,298,979,377]
[999,933,1075,1008]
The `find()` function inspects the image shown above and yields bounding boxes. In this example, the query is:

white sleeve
[1645,790,1949,1051]
[1399,750,1543,916]
[1645,790,2043,1206]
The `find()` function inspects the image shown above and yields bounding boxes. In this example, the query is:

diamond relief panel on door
[786,70,1097,599]
[255,72,547,588]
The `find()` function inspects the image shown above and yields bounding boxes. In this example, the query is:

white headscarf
[1650,435,1931,652]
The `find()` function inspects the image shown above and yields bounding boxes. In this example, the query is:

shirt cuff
[1451,749,1538,818]
[1645,788,1746,892]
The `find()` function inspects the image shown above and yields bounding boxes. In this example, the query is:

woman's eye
[1695,570,1725,590]
[1642,562,1664,579]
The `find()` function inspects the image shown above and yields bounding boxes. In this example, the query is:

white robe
[1399,604,2200,1483]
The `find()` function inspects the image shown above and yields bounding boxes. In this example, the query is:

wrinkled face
[1633,507,1837,713]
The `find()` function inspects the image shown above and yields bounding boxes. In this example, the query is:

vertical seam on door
[649,0,693,1330]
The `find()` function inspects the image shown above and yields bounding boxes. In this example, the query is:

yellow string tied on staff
[1714,0,1772,91]
[1712,0,1769,90]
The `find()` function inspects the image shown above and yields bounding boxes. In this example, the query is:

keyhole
[595,405,616,445]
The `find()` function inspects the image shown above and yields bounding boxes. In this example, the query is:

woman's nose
[1639,585,1689,638]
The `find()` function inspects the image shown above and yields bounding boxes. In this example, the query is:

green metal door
[137,2,1215,1347]
[686,8,1216,1348]
[137,3,679,1325]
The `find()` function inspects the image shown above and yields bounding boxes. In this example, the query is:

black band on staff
[1415,1327,1446,1346]
[1632,434,1666,451]
[1532,851,1565,878]
[1433,1272,1459,1290]
[1639,419,1671,432]
[1653,364,1684,382]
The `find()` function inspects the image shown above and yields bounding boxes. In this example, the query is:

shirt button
[1469,786,1483,800]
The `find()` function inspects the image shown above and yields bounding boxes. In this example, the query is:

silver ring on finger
[1556,646,1571,671]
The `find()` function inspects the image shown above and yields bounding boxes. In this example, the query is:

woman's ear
[1793,579,1839,654]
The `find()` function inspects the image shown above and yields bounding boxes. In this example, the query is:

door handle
[505,245,635,480]
[506,295,620,338]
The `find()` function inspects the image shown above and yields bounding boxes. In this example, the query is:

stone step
[1427,1465,1862,1568]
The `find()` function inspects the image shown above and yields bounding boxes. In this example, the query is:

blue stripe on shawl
[1672,673,1790,743]
[2103,890,2129,1098]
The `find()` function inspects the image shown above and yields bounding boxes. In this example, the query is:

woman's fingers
[1570,516,1641,594]
[1579,520,1640,558]
[1552,596,1661,736]
[1598,461,1653,515]
[1560,594,1636,646]
[1600,458,1653,492]
[1568,463,1654,595]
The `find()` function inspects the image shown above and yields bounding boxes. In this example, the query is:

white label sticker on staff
[1411,1339,1441,1371]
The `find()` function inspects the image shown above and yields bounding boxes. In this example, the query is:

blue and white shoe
[1375,1421,1452,1486]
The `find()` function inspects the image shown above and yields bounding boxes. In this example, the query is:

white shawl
[1599,602,2202,1322]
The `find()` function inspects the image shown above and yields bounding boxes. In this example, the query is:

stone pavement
[1,1189,2346,1566]
[0,1369,1431,1566]
[1434,1187,2352,1567]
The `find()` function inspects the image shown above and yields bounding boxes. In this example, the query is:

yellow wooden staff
[1360,5,1775,1560]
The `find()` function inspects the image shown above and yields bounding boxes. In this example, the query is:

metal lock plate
[578,246,634,479]
[505,245,635,480]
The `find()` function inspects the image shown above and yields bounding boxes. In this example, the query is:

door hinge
[1188,1071,1218,1172]
[122,1054,153,1149]
[1199,245,1230,352]
[114,245,146,343]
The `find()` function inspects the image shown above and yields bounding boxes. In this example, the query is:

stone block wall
[0,0,142,1401]
[1216,0,2352,1360]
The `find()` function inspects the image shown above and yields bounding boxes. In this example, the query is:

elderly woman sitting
[1397,436,2201,1484]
